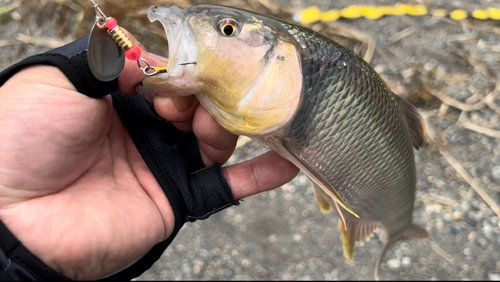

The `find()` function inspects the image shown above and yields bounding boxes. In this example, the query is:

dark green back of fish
[280,23,416,236]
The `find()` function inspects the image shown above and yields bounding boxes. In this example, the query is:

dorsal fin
[399,97,426,149]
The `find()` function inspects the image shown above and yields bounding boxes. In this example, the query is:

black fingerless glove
[0,35,239,281]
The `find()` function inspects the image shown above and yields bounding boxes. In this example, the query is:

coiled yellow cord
[295,4,500,24]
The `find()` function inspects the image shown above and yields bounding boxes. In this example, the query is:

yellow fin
[338,217,380,261]
[266,137,358,218]
[312,183,331,213]
[339,219,355,260]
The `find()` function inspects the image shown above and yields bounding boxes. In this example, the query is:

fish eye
[218,18,239,36]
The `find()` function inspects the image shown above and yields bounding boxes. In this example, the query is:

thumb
[117,28,168,95]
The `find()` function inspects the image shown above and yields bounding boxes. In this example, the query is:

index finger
[223,151,300,200]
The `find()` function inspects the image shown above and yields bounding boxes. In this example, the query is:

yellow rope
[295,4,500,24]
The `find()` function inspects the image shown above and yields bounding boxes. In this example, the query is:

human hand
[0,33,299,280]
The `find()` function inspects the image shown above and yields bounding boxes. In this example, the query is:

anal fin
[339,219,355,260]
[338,216,379,261]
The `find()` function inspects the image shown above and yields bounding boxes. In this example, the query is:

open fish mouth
[147,5,198,77]
[137,5,200,101]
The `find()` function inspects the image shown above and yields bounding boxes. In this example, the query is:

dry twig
[387,26,414,45]
[425,87,486,112]
[431,242,455,262]
[1,0,21,13]
[326,21,376,63]
[448,47,496,82]
[420,193,457,206]
[425,121,500,218]
[460,122,500,139]
[439,149,500,218]
[480,84,500,115]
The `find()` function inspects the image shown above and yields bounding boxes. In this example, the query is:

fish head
[140,5,303,136]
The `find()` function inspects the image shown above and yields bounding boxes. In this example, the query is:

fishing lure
[87,0,166,81]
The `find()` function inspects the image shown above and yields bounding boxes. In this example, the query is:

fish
[137,4,429,279]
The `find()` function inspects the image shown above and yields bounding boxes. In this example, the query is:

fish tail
[338,217,379,261]
[374,239,392,281]
[374,223,429,280]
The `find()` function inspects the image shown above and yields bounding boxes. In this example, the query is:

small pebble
[241,258,250,267]
[436,64,448,78]
[468,232,476,242]
[436,220,444,230]
[387,258,401,269]
[483,224,493,237]
[489,273,500,281]
[478,238,488,248]
[436,180,446,188]
[234,214,243,222]
[461,202,471,211]
[424,59,438,73]
[452,211,463,220]
[491,166,500,182]
[433,39,445,48]
[181,263,191,274]
[427,175,436,183]
[402,257,411,266]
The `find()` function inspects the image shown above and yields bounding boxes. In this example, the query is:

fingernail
[172,96,194,111]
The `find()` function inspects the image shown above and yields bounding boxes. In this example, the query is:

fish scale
[283,23,416,231]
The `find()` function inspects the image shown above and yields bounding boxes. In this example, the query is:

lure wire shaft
[88,0,167,76]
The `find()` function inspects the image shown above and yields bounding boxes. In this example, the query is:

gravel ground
[1,0,500,280]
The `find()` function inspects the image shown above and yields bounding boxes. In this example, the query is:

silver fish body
[139,4,428,279]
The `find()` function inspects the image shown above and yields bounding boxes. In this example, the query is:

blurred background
[1,0,500,280]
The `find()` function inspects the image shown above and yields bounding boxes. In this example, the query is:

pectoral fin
[267,137,358,218]
[312,182,349,230]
